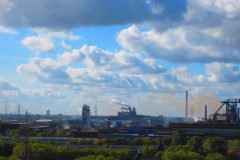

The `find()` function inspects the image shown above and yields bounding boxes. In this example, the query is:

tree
[0,156,8,160]
[162,150,204,160]
[205,153,226,160]
[227,149,237,160]
[133,138,144,146]
[11,143,57,160]
[157,140,164,151]
[203,137,227,154]
[0,140,14,157]
[113,138,129,145]
[166,145,189,152]
[170,133,187,146]
[155,151,163,159]
[142,145,157,158]
[187,136,203,153]
[228,140,240,150]
[162,136,171,147]
[75,155,116,160]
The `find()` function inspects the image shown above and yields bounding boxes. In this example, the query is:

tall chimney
[205,105,208,121]
[238,108,240,123]
[186,90,188,121]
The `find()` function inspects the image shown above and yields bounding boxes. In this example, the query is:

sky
[0,0,240,116]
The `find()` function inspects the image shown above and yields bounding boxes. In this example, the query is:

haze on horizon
[0,0,239,116]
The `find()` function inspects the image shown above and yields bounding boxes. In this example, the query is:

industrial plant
[0,91,240,139]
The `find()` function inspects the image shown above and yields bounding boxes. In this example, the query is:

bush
[166,145,189,152]
[133,138,157,146]
[0,156,8,160]
[162,150,204,160]
[155,151,163,159]
[187,136,203,153]
[10,143,134,160]
[0,140,14,157]
[170,133,187,146]
[75,155,116,160]
[205,153,225,160]
[227,149,237,160]
[228,140,240,151]
[203,137,227,154]
[142,145,158,157]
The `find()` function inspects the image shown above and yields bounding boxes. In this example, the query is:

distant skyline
[0,0,239,116]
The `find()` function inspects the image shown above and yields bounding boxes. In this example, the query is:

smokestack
[238,108,240,123]
[205,105,208,121]
[186,90,188,121]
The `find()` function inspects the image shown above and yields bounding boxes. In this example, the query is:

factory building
[46,110,50,117]
[82,105,91,130]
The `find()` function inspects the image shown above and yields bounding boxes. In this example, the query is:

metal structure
[82,105,91,130]
[204,105,208,121]
[5,100,8,117]
[118,106,137,117]
[46,109,50,117]
[210,99,240,123]
[94,104,98,116]
[17,103,21,120]
[186,90,188,121]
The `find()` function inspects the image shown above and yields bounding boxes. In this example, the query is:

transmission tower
[17,103,21,121]
[95,104,98,116]
[5,100,8,119]
[23,110,30,160]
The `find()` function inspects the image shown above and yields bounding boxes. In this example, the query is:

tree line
[0,134,239,160]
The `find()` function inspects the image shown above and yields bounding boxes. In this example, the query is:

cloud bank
[0,0,186,29]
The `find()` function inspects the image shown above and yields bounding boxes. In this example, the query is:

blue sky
[0,0,240,116]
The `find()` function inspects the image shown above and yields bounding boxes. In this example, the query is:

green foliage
[162,150,204,160]
[10,142,134,160]
[187,136,203,153]
[112,138,128,145]
[227,149,238,160]
[162,136,171,147]
[102,139,114,145]
[203,137,227,154]
[157,140,164,151]
[166,145,189,152]
[133,138,157,146]
[155,151,163,159]
[75,155,116,160]
[142,145,157,157]
[170,133,187,146]
[205,153,226,160]
[0,135,233,160]
[0,156,8,160]
[228,140,240,151]
[12,143,56,160]
[0,140,14,157]
[68,139,103,145]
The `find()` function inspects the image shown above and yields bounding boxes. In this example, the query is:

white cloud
[206,62,240,83]
[21,35,55,53]
[117,24,240,63]
[21,31,80,53]
[185,0,240,22]
[17,45,172,92]
[0,25,17,34]
[7,0,240,114]
[0,0,186,29]
[116,0,240,63]
[0,79,20,97]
